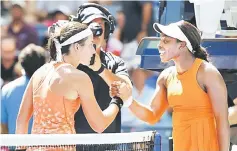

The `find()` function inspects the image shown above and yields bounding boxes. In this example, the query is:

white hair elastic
[54,28,93,61]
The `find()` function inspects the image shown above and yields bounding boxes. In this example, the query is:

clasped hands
[110,81,132,103]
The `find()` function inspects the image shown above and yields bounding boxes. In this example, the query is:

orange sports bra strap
[192,58,203,75]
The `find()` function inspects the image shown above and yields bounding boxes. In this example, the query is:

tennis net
[0,131,161,151]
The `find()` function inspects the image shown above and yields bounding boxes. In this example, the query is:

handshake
[110,81,133,108]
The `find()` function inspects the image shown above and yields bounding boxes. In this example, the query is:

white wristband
[123,96,133,107]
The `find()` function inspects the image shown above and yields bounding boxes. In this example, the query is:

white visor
[153,21,193,52]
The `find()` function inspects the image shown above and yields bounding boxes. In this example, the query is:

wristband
[110,97,123,110]
[123,96,133,107]
[95,64,105,74]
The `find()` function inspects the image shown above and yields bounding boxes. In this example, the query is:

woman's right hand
[110,81,132,102]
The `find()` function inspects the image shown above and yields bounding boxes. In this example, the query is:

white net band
[0,131,156,146]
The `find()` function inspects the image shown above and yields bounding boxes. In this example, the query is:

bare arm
[15,77,34,134]
[129,71,169,124]
[73,71,120,133]
[130,82,168,124]
[99,69,132,87]
[204,64,230,151]
[111,69,169,125]
[90,53,132,87]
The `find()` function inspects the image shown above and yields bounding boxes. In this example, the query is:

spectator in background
[72,3,131,134]
[121,56,172,151]
[36,1,86,17]
[220,35,237,151]
[43,6,71,27]
[1,44,47,134]
[106,10,124,56]
[7,4,39,50]
[13,62,24,78]
[120,1,155,43]
[119,1,155,66]
[1,36,18,86]
[229,96,237,151]
[121,57,158,125]
[221,71,237,151]
[88,1,124,56]
[39,5,74,49]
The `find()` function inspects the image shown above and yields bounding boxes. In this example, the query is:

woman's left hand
[110,81,132,101]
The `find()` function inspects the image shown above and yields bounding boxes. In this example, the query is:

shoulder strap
[192,58,203,76]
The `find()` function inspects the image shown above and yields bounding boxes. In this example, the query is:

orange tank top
[167,58,213,116]
[167,58,219,151]
[31,63,81,134]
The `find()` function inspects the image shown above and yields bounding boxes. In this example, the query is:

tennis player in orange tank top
[16,21,125,150]
[31,62,81,135]
[110,20,230,151]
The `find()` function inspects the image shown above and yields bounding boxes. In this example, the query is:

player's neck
[96,47,102,56]
[173,52,195,74]
[63,55,78,67]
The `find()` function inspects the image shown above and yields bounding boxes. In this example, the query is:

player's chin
[160,55,170,63]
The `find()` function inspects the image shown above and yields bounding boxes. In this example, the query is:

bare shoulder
[58,65,94,96]
[159,66,175,79]
[200,61,221,77]
[57,64,91,83]
[199,61,224,85]
[32,63,52,85]
[157,66,176,86]
[49,64,93,98]
[33,63,51,77]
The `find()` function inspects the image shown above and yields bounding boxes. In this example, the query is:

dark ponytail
[178,21,210,62]
[47,37,58,61]
[193,46,209,62]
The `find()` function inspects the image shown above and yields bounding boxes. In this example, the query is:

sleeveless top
[31,63,80,134]
[167,58,219,151]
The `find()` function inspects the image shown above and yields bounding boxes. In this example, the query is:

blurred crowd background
[1,1,236,151]
[0,0,167,124]
[1,0,161,87]
[1,1,172,149]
